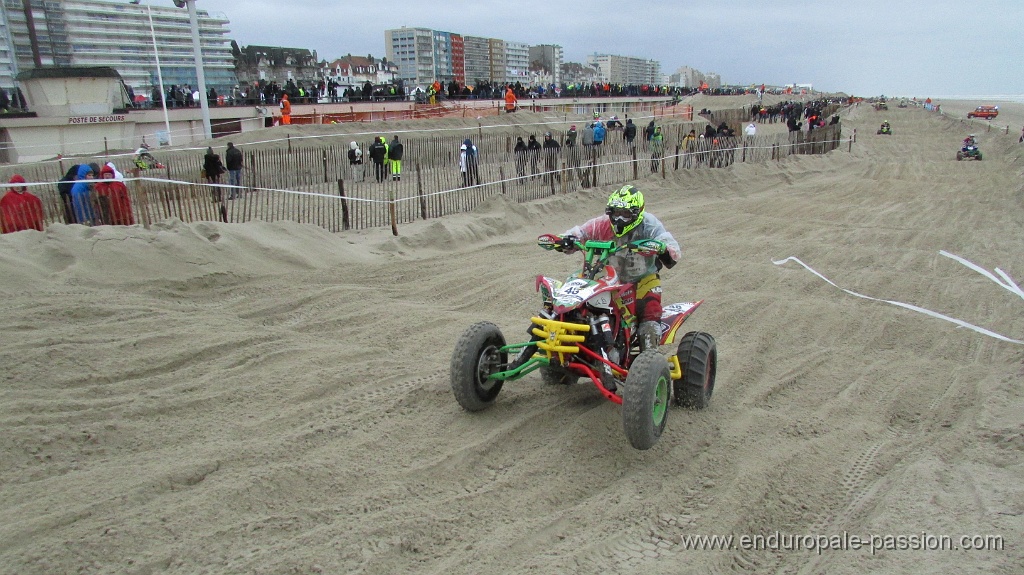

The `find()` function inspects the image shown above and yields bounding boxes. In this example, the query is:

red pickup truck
[967,105,999,119]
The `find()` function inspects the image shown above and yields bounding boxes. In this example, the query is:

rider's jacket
[563,213,681,283]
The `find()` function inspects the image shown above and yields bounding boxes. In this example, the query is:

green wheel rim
[652,376,668,425]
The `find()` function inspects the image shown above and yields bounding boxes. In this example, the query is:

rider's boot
[637,321,661,352]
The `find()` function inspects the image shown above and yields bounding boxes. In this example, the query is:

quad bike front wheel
[674,331,717,409]
[450,321,507,412]
[622,350,672,450]
[956,152,963,161]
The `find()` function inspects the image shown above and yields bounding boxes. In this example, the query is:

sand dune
[1,97,1022,574]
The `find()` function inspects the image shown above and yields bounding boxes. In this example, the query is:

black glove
[558,235,578,252]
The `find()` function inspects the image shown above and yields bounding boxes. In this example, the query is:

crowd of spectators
[127,78,787,109]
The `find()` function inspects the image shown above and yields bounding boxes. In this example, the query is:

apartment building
[587,53,661,85]
[0,0,236,93]
[528,44,563,86]
[386,26,544,89]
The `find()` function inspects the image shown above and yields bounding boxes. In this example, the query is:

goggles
[606,206,635,220]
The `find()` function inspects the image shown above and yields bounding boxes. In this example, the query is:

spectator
[513,136,527,183]
[57,165,80,224]
[348,141,363,182]
[645,119,656,141]
[683,129,697,163]
[744,122,757,137]
[542,131,561,183]
[368,136,388,183]
[650,126,665,172]
[388,135,404,181]
[94,164,135,226]
[593,120,607,146]
[579,123,596,188]
[459,138,480,187]
[70,165,96,225]
[623,118,637,150]
[564,125,579,181]
[526,134,541,179]
[504,85,518,113]
[0,174,44,233]
[279,93,291,125]
[225,142,243,197]
[565,125,578,148]
[203,147,226,201]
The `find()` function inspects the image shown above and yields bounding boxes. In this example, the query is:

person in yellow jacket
[388,135,404,181]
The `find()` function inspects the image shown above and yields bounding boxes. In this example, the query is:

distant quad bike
[876,101,888,111]
[450,234,717,450]
[877,124,892,135]
[957,146,982,161]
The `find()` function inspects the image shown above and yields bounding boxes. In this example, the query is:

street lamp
[130,0,172,145]
[175,0,212,140]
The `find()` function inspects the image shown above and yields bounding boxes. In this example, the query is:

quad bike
[450,234,717,450]
[877,124,892,135]
[133,147,166,170]
[957,146,982,161]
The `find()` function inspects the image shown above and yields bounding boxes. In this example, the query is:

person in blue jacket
[593,119,607,145]
[70,164,96,225]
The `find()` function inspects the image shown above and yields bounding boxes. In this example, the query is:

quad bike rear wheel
[450,322,507,411]
[673,331,717,409]
[622,350,672,450]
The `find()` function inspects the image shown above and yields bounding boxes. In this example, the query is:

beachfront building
[385,27,459,89]
[670,66,705,89]
[385,26,545,90]
[320,55,399,95]
[502,41,529,84]
[0,11,17,91]
[0,0,236,96]
[560,61,601,86]
[587,54,661,85]
[462,35,489,87]
[528,44,563,86]
[234,45,320,86]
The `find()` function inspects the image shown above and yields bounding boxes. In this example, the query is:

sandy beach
[1,95,1022,574]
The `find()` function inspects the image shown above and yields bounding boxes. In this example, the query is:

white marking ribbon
[772,255,1024,345]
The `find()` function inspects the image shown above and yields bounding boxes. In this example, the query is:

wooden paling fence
[0,110,847,235]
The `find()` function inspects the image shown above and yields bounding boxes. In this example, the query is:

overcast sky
[192,0,1021,97]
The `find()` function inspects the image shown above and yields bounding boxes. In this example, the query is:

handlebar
[537,233,665,257]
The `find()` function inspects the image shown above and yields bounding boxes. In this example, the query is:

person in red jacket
[0,174,44,233]
[279,93,292,125]
[94,164,135,226]
[504,85,518,113]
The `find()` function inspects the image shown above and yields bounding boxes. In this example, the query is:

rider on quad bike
[508,185,681,388]
[962,134,977,150]
[133,143,164,170]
